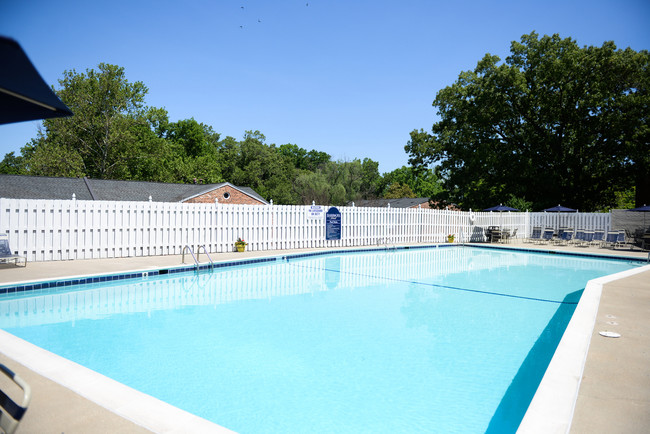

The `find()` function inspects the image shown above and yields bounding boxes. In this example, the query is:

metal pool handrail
[196,245,215,271]
[182,245,215,272]
[181,245,198,271]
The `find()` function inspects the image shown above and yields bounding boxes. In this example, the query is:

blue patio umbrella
[543,204,577,212]
[543,204,577,231]
[483,204,519,231]
[0,36,73,124]
[484,204,519,212]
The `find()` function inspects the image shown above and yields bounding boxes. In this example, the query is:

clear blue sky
[1,0,648,174]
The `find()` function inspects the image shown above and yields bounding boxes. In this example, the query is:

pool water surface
[0,246,639,433]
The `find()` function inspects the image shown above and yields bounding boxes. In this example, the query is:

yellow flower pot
[447,236,455,243]
[236,244,245,252]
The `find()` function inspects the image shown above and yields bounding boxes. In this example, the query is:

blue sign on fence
[325,207,341,241]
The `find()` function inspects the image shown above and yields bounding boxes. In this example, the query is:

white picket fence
[0,198,611,262]
[529,212,611,233]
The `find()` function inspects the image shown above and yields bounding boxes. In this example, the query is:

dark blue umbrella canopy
[484,204,519,212]
[543,204,577,212]
[0,36,73,124]
[628,204,650,212]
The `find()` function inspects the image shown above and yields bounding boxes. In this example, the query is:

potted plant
[235,237,247,252]
[447,234,455,243]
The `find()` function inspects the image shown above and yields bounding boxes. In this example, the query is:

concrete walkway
[570,266,650,433]
[0,243,648,433]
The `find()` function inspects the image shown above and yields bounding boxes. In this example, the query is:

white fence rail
[529,212,611,233]
[0,198,611,263]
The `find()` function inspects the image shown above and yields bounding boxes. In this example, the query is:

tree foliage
[379,166,442,199]
[384,182,416,199]
[37,64,154,179]
[406,32,649,211]
[1,63,442,206]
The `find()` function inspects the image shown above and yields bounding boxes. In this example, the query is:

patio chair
[0,364,31,434]
[591,230,605,247]
[556,229,573,245]
[614,230,633,250]
[539,228,554,244]
[570,229,585,246]
[602,230,619,249]
[581,231,594,247]
[527,227,542,243]
[0,234,26,267]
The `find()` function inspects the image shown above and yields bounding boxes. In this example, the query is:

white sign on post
[306,205,325,219]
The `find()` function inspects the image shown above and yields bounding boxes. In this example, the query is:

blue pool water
[0,246,639,433]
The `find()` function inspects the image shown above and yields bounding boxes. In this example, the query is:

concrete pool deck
[0,242,648,433]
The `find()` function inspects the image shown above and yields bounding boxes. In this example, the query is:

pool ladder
[378,237,396,251]
[182,245,215,272]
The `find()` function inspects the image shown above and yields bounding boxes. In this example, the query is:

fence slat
[0,198,613,262]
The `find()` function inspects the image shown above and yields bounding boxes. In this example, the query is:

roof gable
[181,182,268,204]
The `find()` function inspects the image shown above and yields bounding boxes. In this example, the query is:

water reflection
[0,247,631,329]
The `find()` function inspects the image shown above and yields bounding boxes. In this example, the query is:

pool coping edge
[0,329,235,433]
[516,263,650,433]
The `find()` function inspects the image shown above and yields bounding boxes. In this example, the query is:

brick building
[183,183,268,204]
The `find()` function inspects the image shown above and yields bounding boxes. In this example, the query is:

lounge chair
[0,234,26,267]
[570,229,585,245]
[591,230,605,247]
[614,230,633,250]
[602,230,619,248]
[556,229,573,245]
[527,227,542,243]
[539,228,554,244]
[581,231,594,247]
[0,364,31,434]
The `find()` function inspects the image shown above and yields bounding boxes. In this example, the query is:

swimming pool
[0,246,641,433]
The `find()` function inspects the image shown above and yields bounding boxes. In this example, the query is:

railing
[181,245,200,271]
[0,198,612,262]
[196,245,215,271]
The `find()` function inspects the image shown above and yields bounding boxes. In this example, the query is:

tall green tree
[3,63,175,180]
[220,131,297,204]
[322,159,365,205]
[358,158,382,199]
[38,63,158,179]
[293,170,331,204]
[278,144,331,171]
[406,32,649,211]
[164,118,223,183]
[379,166,442,199]
[384,182,416,199]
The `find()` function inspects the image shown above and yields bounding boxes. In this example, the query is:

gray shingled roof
[0,175,93,200]
[352,198,432,208]
[0,175,268,204]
